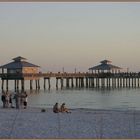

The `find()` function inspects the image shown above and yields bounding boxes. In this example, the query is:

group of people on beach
[53,102,71,113]
[1,91,28,109]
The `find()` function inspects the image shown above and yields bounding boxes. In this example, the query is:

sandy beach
[0,107,140,139]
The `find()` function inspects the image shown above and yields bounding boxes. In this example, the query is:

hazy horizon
[0,2,140,72]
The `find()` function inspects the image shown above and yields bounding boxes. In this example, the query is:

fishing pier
[0,56,140,91]
[1,71,140,91]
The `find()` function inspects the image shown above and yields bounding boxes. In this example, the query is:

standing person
[1,92,6,108]
[23,92,28,109]
[20,92,24,109]
[60,103,71,113]
[9,94,13,108]
[13,92,20,109]
[5,92,10,108]
[53,102,60,113]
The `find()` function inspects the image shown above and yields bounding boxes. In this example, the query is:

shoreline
[1,105,139,112]
[0,106,140,138]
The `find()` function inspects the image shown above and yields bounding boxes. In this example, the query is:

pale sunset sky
[0,2,140,72]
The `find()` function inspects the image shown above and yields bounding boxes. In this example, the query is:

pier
[0,72,140,91]
[0,57,140,91]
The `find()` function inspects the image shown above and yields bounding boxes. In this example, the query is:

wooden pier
[0,57,140,91]
[43,72,140,89]
[0,72,140,91]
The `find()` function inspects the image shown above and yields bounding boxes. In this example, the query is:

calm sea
[1,78,140,110]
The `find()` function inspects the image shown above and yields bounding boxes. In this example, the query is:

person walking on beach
[23,92,28,109]
[13,92,20,109]
[5,92,10,108]
[1,92,6,108]
[9,94,13,108]
[53,102,60,113]
[60,103,71,113]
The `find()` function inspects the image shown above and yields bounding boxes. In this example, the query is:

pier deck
[0,72,140,91]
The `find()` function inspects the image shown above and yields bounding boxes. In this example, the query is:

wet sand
[0,107,140,138]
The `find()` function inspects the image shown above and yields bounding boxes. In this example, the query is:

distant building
[89,59,122,73]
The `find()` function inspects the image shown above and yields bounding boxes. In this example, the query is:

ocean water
[1,78,140,110]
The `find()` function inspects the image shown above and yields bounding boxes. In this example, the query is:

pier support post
[132,78,134,87]
[76,78,78,87]
[120,78,122,88]
[61,78,63,89]
[44,78,46,89]
[35,80,38,89]
[129,78,131,88]
[21,79,25,91]
[81,78,84,87]
[6,79,8,91]
[134,78,136,88]
[38,80,40,89]
[109,78,111,87]
[71,78,74,88]
[66,78,69,88]
[30,80,33,90]
[17,80,19,91]
[126,78,128,87]
[122,78,125,88]
[91,78,94,88]
[48,78,51,90]
[86,77,88,88]
[1,80,4,91]
[138,78,139,87]
[56,78,58,89]
[14,80,17,91]
[78,78,81,88]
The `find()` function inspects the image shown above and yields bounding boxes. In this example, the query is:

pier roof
[0,56,40,69]
[89,59,122,71]
[12,56,27,62]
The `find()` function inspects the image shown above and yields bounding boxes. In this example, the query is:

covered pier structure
[0,56,41,91]
[87,60,123,88]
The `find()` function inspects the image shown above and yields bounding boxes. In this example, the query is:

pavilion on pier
[0,56,41,91]
[89,60,122,73]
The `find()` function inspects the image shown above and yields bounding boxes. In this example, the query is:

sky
[0,2,140,72]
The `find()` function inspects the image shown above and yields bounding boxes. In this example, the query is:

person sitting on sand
[60,103,71,113]
[53,102,60,113]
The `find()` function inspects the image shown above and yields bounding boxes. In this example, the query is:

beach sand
[0,107,140,139]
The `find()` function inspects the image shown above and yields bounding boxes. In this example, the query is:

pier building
[0,56,40,91]
[89,60,122,73]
